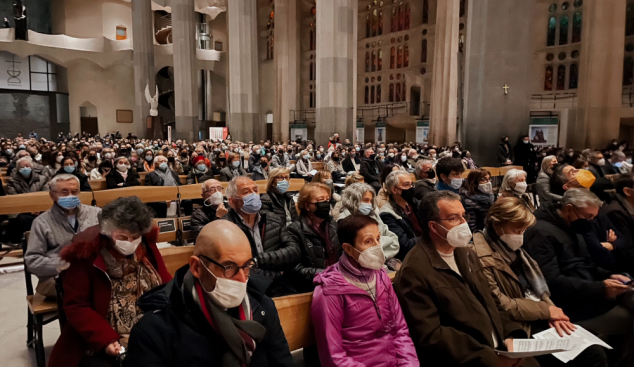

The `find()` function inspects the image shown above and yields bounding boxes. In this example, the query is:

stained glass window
[390,47,396,69]
[627,2,634,36]
[389,83,394,102]
[569,63,579,89]
[556,65,566,90]
[423,0,429,24]
[395,82,402,102]
[391,7,398,32]
[378,49,383,71]
[547,17,556,46]
[397,46,403,68]
[379,11,384,35]
[572,12,582,43]
[372,51,377,72]
[365,52,370,73]
[366,15,371,38]
[372,9,378,37]
[371,86,376,104]
[365,86,369,104]
[544,66,553,91]
[460,0,466,17]
[559,15,569,45]
[405,3,410,30]
[421,39,427,63]
[398,3,405,31]
[377,85,382,103]
[404,45,409,67]
[624,57,634,86]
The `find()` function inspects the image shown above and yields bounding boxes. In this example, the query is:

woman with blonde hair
[260,167,298,227]
[499,168,535,212]
[536,155,561,205]
[472,196,608,367]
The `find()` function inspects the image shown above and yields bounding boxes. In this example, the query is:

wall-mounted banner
[0,51,29,90]
[529,117,559,146]
[375,122,386,143]
[290,124,308,142]
[356,122,364,144]
[416,120,429,144]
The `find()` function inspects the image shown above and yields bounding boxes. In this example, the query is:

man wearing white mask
[125,220,294,367]
[435,157,465,194]
[25,174,101,297]
[190,179,228,240]
[221,177,296,296]
[395,191,526,367]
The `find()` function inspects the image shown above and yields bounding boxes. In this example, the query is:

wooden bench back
[88,179,107,191]
[93,186,178,206]
[312,162,324,171]
[289,178,305,192]
[0,191,93,215]
[272,292,315,352]
[178,183,203,200]
[159,246,194,276]
[153,218,178,243]
[179,175,187,185]
[178,216,192,242]
[499,165,525,176]
[481,167,501,177]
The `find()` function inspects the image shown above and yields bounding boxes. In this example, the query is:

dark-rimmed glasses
[199,254,257,278]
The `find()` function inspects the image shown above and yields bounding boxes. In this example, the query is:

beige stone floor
[0,270,58,367]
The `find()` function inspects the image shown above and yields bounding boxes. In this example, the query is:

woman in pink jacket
[311,214,419,367]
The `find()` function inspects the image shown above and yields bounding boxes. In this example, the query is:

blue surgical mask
[197,163,207,171]
[615,162,624,168]
[303,154,310,160]
[19,145,26,149]
[137,149,144,154]
[276,180,290,194]
[159,162,168,171]
[450,178,463,190]
[356,147,360,151]
[358,202,373,216]
[232,161,240,168]
[19,167,32,177]
[57,195,80,210]
[145,155,153,161]
[240,192,262,214]
[5,149,12,155]
[64,166,75,173]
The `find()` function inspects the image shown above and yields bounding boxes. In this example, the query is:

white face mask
[388,153,394,158]
[513,181,528,195]
[56,155,63,163]
[435,222,472,248]
[200,260,247,309]
[117,164,128,172]
[450,178,463,190]
[597,158,606,166]
[113,236,142,256]
[353,243,385,270]
[204,191,224,206]
[479,182,493,194]
[500,232,524,251]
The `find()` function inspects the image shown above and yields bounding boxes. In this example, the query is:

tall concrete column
[315,0,356,146]
[273,0,300,142]
[462,0,533,166]
[132,0,156,138]
[227,0,260,142]
[573,0,625,150]
[428,0,460,147]
[172,0,199,142]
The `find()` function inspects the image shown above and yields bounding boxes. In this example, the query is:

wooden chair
[138,171,149,179]
[179,175,188,185]
[88,179,107,191]
[152,218,178,243]
[289,160,296,165]
[312,162,324,171]
[92,186,178,206]
[272,292,315,351]
[178,184,203,201]
[23,232,58,367]
[159,246,195,276]
[0,191,93,215]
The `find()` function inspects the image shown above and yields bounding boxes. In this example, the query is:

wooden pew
[88,179,107,191]
[289,178,305,192]
[179,184,203,201]
[0,191,93,215]
[1,175,11,185]
[312,162,324,171]
[92,186,178,206]
[159,246,194,276]
[273,293,315,352]
[462,169,472,179]
[178,216,192,242]
[499,165,524,176]
[179,175,188,185]
[481,167,501,177]
[153,218,178,243]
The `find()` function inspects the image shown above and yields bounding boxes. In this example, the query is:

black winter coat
[284,216,341,293]
[359,157,384,185]
[145,169,181,186]
[342,157,356,172]
[413,179,437,201]
[460,189,494,233]
[379,201,419,260]
[186,168,215,185]
[601,196,634,274]
[218,166,247,182]
[221,209,298,284]
[497,142,514,165]
[578,213,629,272]
[190,204,219,241]
[125,266,294,367]
[105,169,140,189]
[523,203,616,321]
[260,190,299,226]
[54,168,92,192]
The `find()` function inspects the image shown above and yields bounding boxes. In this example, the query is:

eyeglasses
[438,214,470,224]
[275,176,291,181]
[199,254,257,278]
[53,189,79,196]
[203,186,224,194]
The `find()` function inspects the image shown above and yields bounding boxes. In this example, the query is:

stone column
[462,0,533,166]
[132,0,156,138]
[428,0,459,147]
[315,0,356,146]
[273,0,300,142]
[573,0,626,150]
[227,0,260,142]
[172,0,200,142]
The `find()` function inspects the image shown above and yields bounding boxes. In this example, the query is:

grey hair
[419,190,462,242]
[114,156,128,165]
[588,150,602,163]
[612,151,625,160]
[560,188,603,209]
[341,183,376,213]
[153,155,166,164]
[416,159,433,175]
[501,169,527,192]
[16,156,33,167]
[99,196,153,235]
[540,156,556,175]
[49,174,80,191]
[385,170,411,194]
[226,176,253,198]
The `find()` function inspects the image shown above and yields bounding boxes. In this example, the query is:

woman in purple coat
[311,214,419,367]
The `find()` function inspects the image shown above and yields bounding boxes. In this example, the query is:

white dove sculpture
[145,84,159,117]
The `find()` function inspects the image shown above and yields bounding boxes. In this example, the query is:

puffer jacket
[190,204,219,241]
[379,201,418,260]
[460,188,494,233]
[260,190,299,227]
[311,255,419,367]
[221,209,298,284]
[7,169,49,194]
[284,216,341,293]
[338,208,400,260]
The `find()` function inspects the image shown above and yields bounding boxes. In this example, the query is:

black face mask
[570,218,591,234]
[88,156,97,161]
[167,157,175,163]
[424,169,436,180]
[261,162,268,168]
[313,201,331,219]
[369,154,377,160]
[399,187,415,202]
[332,156,339,162]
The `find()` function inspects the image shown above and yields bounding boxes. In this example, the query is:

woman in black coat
[56,156,92,192]
[514,135,538,183]
[341,148,357,172]
[459,169,494,233]
[283,183,341,293]
[106,156,140,189]
[260,168,299,227]
[497,136,514,166]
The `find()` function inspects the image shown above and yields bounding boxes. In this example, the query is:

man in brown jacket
[395,191,527,367]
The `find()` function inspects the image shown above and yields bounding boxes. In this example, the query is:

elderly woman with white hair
[260,167,299,227]
[535,155,561,205]
[338,182,401,270]
[6,156,50,194]
[499,168,535,212]
[49,197,171,367]
[296,149,314,180]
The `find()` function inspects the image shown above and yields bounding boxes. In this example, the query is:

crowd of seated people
[2,131,634,366]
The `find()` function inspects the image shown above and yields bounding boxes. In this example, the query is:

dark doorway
[267,123,273,141]
[410,86,421,116]
[80,117,99,136]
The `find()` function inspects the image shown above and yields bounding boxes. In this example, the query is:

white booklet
[308,170,318,175]
[496,338,578,359]
[532,325,612,363]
